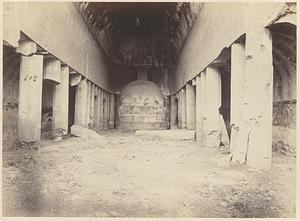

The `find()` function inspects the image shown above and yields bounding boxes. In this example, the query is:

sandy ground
[2,130,296,217]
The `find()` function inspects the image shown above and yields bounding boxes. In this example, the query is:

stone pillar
[239,28,273,170]
[94,87,100,132]
[196,75,204,143]
[170,96,177,129]
[18,54,43,143]
[181,88,186,129]
[177,93,182,128]
[109,94,115,129]
[74,78,88,127]
[102,92,107,130]
[86,81,91,128]
[186,83,196,130]
[43,59,61,83]
[164,96,170,129]
[70,73,81,87]
[99,89,104,130]
[107,93,110,129]
[230,42,246,158]
[90,83,95,129]
[205,66,222,147]
[100,88,104,130]
[53,65,69,135]
[97,88,101,131]
[200,71,207,145]
[106,93,110,129]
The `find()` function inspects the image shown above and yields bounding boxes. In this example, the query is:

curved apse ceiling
[76,2,202,67]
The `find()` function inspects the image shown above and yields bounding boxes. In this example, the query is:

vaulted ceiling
[76,2,202,67]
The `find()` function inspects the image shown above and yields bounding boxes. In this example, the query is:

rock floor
[2,130,296,217]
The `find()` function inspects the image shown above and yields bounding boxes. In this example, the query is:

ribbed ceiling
[271,23,296,84]
[76,2,202,67]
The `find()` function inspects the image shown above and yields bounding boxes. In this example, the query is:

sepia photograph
[1,1,297,218]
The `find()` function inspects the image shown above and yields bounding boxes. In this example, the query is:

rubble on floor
[71,124,103,139]
[135,129,196,141]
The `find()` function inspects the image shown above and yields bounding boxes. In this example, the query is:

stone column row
[168,27,273,170]
[193,66,224,147]
[168,67,227,148]
[18,40,70,144]
[170,83,196,131]
[17,39,116,145]
[74,80,115,132]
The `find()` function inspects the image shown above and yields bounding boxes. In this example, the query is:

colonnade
[170,27,273,169]
[75,78,115,131]
[17,27,274,169]
[17,39,115,145]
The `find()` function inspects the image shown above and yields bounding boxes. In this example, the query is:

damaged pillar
[186,83,196,130]
[18,42,43,144]
[74,78,88,127]
[230,41,246,160]
[196,73,205,143]
[109,93,115,129]
[53,65,69,135]
[205,66,222,147]
[242,28,273,169]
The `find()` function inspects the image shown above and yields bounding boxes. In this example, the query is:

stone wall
[3,46,20,151]
[273,100,296,129]
[272,100,296,148]
[3,2,112,91]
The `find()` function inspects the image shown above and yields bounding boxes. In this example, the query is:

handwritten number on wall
[24,74,38,82]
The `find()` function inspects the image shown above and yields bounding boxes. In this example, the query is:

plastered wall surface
[3,2,111,91]
[171,2,288,94]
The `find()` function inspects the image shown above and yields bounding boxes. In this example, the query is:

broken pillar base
[71,124,103,140]
[230,152,246,164]
[205,125,221,148]
[135,129,196,141]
